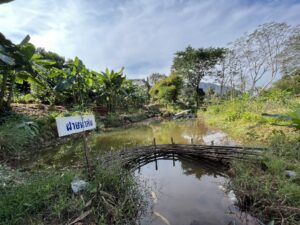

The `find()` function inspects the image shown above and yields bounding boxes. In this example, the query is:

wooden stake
[172,152,175,167]
[171,137,174,144]
[82,131,91,177]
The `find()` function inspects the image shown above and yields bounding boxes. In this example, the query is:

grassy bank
[0,163,143,225]
[199,92,300,224]
[0,104,162,166]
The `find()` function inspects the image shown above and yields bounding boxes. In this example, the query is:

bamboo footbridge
[100,138,264,169]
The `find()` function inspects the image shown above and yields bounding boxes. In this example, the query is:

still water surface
[32,119,235,167]
[136,158,259,225]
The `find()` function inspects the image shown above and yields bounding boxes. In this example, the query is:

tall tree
[281,30,300,76]
[214,49,245,96]
[172,46,225,107]
[230,22,297,93]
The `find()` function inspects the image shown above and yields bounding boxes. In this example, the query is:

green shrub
[241,112,260,122]
[150,73,182,104]
[225,111,241,121]
[15,94,39,104]
[0,114,40,157]
[265,158,286,174]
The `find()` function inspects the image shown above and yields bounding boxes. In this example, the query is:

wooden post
[78,80,91,178]
[138,158,141,173]
[153,137,158,170]
[82,131,91,177]
[171,137,174,144]
[172,152,175,167]
[191,138,194,145]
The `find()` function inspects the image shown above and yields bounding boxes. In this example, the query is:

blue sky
[0,0,300,79]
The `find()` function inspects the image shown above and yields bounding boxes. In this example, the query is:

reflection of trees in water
[149,119,209,144]
[92,119,209,153]
[180,157,224,179]
[94,126,153,152]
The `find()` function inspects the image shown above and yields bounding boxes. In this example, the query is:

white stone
[285,170,297,178]
[71,180,88,193]
[227,190,237,204]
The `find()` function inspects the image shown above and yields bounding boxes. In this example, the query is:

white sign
[56,115,96,137]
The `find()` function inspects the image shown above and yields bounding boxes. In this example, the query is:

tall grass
[0,163,143,225]
[199,90,300,224]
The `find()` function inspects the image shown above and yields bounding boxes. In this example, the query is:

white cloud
[0,0,299,79]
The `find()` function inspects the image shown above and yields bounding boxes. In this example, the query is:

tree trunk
[0,71,8,112]
[6,72,16,109]
[220,81,224,96]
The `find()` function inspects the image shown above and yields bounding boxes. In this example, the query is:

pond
[136,158,259,225]
[31,119,236,168]
[29,118,259,224]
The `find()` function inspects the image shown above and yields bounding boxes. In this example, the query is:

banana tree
[54,57,93,108]
[0,33,33,111]
[0,33,54,111]
[92,67,126,110]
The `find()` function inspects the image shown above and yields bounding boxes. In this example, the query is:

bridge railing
[100,137,265,167]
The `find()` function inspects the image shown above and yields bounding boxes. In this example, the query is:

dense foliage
[0,33,149,113]
[150,73,182,104]
[272,69,300,95]
[172,46,225,106]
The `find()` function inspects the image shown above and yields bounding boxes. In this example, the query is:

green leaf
[31,54,42,60]
[26,75,45,87]
[74,56,79,67]
[16,72,29,84]
[48,68,66,78]
[19,43,35,61]
[34,59,56,65]
[54,76,76,91]
[0,52,15,65]
[85,77,93,87]
[74,56,83,72]
[19,35,30,46]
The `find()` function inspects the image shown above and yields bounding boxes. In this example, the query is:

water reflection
[136,159,259,225]
[29,119,235,168]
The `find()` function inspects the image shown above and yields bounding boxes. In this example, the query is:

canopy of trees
[1,22,299,112]
[0,33,149,112]
[150,73,182,104]
[172,46,226,106]
[220,22,300,95]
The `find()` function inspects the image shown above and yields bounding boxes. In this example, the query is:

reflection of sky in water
[136,159,259,225]
[202,131,237,146]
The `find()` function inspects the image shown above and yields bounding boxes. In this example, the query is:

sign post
[56,114,96,176]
